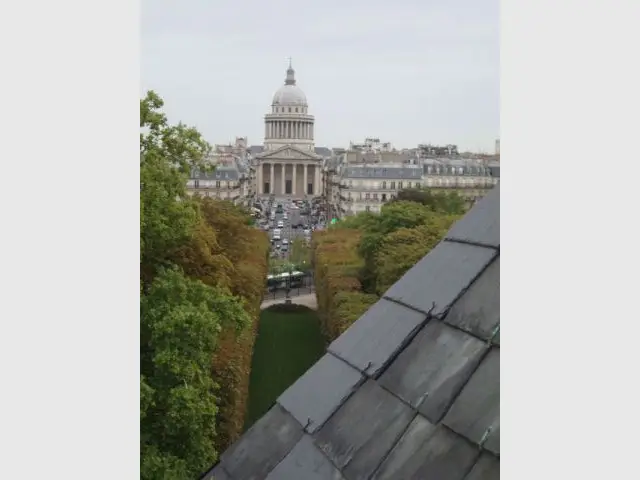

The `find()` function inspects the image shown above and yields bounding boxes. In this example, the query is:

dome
[272,84,307,106]
[271,61,308,106]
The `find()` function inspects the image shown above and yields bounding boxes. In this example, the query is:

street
[255,196,322,263]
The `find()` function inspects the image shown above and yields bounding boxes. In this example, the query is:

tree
[373,216,458,294]
[140,91,259,478]
[140,268,250,480]
[393,187,468,215]
[140,90,211,288]
[289,237,311,270]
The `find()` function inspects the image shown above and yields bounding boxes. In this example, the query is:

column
[281,164,286,195]
[270,163,275,194]
[303,164,308,196]
[310,124,314,140]
[314,165,321,195]
[257,162,262,194]
[292,164,297,196]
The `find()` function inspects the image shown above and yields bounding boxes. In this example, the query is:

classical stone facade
[325,155,500,217]
[255,62,323,198]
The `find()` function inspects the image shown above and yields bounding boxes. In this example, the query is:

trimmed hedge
[179,199,270,453]
[312,229,373,341]
[211,227,269,453]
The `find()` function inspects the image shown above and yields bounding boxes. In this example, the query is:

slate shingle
[445,257,500,340]
[201,464,231,480]
[372,418,479,480]
[201,187,501,480]
[383,241,497,316]
[483,423,500,456]
[219,404,303,480]
[314,380,415,480]
[464,452,500,480]
[446,185,500,248]
[379,320,487,423]
[492,328,500,346]
[278,353,364,433]
[328,299,427,377]
[443,348,500,449]
[266,435,345,480]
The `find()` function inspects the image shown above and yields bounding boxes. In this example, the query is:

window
[365,206,370,212]
[288,107,291,112]
[382,193,387,201]
[295,107,298,112]
[373,193,378,199]
[365,193,370,199]
[398,181,403,189]
[216,181,221,188]
[390,181,396,189]
[382,181,387,189]
[407,182,412,188]
[194,180,200,188]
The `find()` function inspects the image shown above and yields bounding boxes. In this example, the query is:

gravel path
[260,293,318,310]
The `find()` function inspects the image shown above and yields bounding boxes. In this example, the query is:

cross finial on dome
[285,57,296,85]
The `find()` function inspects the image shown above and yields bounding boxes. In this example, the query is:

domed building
[254,61,324,198]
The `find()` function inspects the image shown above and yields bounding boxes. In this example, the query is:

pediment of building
[257,145,320,161]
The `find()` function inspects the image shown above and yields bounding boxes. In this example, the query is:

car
[273,234,281,242]
[277,220,284,228]
[280,244,288,252]
[303,228,311,236]
[282,214,288,220]
[282,239,289,245]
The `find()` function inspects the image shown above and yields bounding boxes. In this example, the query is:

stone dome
[272,84,307,106]
[271,64,307,106]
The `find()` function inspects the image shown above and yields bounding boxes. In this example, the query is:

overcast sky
[141,0,499,152]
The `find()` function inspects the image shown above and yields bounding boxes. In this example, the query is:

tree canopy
[140,91,269,479]
[313,188,467,339]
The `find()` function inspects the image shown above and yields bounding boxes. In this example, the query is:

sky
[141,0,499,152]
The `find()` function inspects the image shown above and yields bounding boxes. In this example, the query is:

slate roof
[343,165,423,180]
[202,185,500,480]
[422,158,499,178]
[315,147,332,157]
[190,166,240,181]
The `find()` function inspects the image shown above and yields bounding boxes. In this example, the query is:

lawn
[244,305,326,429]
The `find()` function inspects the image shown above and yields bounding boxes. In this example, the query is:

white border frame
[2,0,639,478]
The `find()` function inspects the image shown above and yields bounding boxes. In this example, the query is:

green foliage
[140,91,270,478]
[393,187,468,215]
[289,237,311,268]
[373,215,458,294]
[140,90,211,287]
[332,291,379,337]
[312,189,466,334]
[311,229,365,341]
[140,268,249,480]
